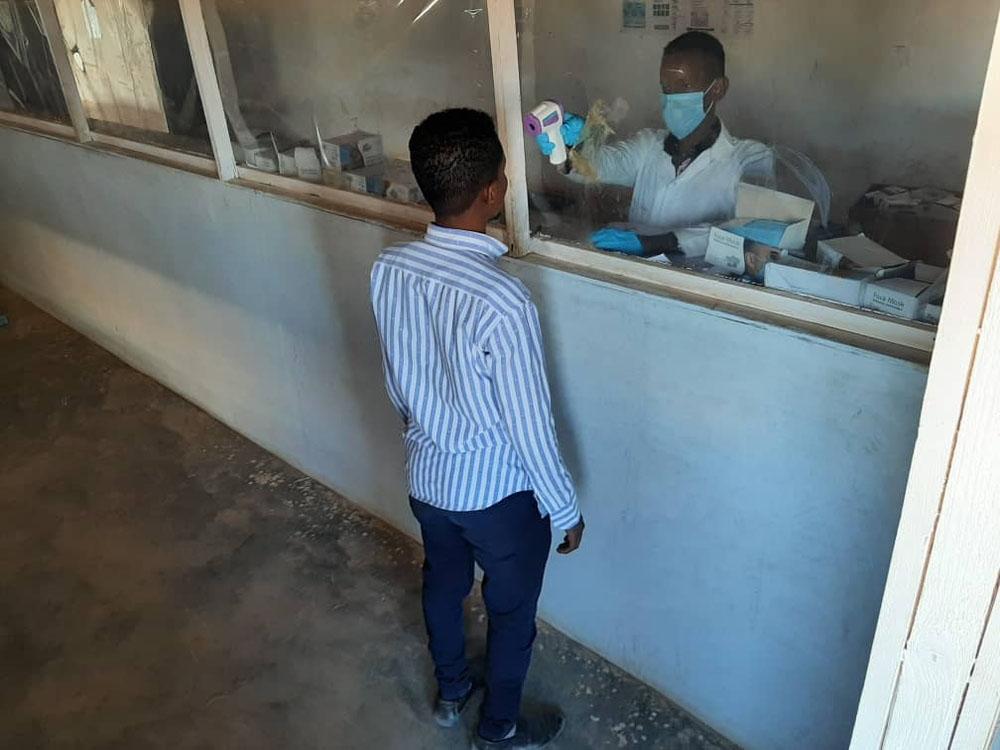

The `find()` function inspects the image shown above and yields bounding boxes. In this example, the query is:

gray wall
[0,127,929,750]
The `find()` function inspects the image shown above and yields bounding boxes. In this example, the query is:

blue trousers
[410,491,552,741]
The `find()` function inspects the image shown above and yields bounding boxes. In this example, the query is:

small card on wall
[721,0,755,37]
[622,0,647,29]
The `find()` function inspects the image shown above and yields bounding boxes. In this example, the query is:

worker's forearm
[638,232,680,258]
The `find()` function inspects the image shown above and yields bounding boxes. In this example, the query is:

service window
[517,0,1000,330]
[0,0,69,122]
[51,0,212,155]
[202,0,496,211]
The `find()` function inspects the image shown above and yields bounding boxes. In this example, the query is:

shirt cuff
[549,502,582,531]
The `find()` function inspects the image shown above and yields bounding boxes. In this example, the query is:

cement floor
[0,287,737,750]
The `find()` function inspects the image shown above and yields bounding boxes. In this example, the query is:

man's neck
[664,115,722,169]
[435,214,487,235]
[678,115,721,152]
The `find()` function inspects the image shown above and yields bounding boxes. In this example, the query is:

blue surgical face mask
[661,81,717,139]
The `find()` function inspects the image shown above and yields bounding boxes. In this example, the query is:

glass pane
[204,0,495,211]
[0,0,69,121]
[517,1,1000,329]
[51,0,211,156]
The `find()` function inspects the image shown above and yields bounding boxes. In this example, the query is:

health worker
[536,31,774,259]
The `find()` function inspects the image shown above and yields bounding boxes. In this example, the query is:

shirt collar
[667,121,737,180]
[664,117,722,166]
[424,223,508,260]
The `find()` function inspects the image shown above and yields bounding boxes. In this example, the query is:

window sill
[522,234,935,363]
[88,132,218,178]
[233,167,435,237]
[0,111,76,140]
[231,167,509,244]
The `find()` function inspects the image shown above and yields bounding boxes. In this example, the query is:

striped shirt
[370,224,580,530]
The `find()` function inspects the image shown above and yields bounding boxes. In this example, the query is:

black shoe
[471,709,565,749]
[434,685,477,728]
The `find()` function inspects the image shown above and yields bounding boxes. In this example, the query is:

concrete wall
[0,127,930,750]
[525,0,1000,219]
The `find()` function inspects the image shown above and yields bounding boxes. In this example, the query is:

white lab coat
[573,122,774,257]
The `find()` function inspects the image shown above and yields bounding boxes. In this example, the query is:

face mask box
[277,147,299,177]
[384,160,425,205]
[704,183,815,274]
[816,234,908,271]
[320,131,384,172]
[764,258,872,307]
[293,146,322,182]
[336,164,388,197]
[861,269,949,320]
[243,133,279,173]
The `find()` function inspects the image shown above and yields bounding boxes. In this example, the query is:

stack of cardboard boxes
[765,235,947,323]
[237,129,425,206]
[320,131,425,206]
[702,183,947,325]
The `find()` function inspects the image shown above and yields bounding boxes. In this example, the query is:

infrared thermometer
[524,101,567,166]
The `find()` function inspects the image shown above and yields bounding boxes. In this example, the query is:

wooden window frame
[851,15,1000,748]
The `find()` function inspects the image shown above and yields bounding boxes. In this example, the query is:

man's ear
[709,76,730,107]
[484,178,502,209]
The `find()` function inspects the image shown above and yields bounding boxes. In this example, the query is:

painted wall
[0,128,930,750]
[524,0,1000,220]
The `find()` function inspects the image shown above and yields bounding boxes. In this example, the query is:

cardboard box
[321,131,384,171]
[849,184,959,267]
[385,160,425,205]
[277,147,298,177]
[294,146,322,182]
[243,134,278,173]
[861,269,948,320]
[914,262,946,284]
[339,164,388,196]
[705,183,815,272]
[816,234,908,271]
[705,226,751,274]
[764,259,871,307]
[862,278,930,320]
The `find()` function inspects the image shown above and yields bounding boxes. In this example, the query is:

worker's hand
[536,113,585,156]
[557,518,585,555]
[561,113,585,148]
[590,228,644,256]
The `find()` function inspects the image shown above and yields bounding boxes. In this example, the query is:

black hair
[408,108,504,218]
[664,31,726,79]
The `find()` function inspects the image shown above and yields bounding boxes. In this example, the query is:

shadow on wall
[0,134,413,532]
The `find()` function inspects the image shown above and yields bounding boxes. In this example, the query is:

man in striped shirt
[371,109,584,749]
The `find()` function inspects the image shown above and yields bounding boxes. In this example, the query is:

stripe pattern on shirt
[370,224,580,530]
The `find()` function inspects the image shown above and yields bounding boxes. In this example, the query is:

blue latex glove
[590,228,644,256]
[536,113,585,156]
